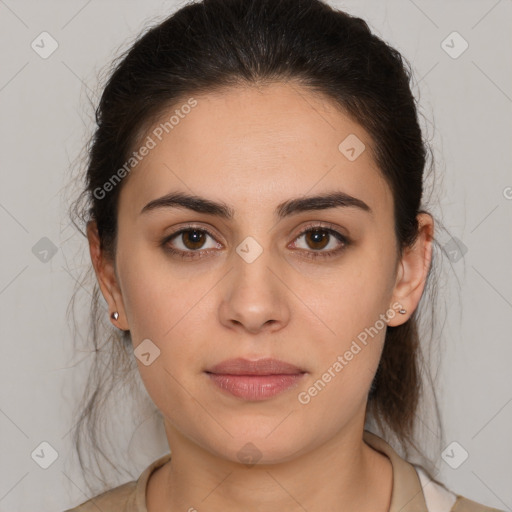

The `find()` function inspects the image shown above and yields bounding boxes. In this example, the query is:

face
[89,81,429,464]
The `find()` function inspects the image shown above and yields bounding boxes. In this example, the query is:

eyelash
[160,223,350,261]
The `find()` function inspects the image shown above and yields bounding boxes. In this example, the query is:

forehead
[119,82,392,220]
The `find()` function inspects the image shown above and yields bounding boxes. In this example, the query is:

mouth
[205,358,307,401]
[205,357,306,375]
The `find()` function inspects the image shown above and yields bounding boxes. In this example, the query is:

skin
[87,81,433,512]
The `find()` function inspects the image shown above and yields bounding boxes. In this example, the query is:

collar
[363,430,429,512]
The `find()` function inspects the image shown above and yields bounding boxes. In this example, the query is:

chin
[202,424,311,466]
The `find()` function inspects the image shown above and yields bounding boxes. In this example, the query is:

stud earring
[111,311,119,321]
[399,309,407,315]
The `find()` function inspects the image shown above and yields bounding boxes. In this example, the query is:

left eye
[290,227,347,254]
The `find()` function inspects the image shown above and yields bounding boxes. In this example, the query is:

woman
[64,0,503,510]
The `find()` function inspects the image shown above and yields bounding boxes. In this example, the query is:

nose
[218,249,291,335]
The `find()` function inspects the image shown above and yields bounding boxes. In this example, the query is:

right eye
[161,227,222,259]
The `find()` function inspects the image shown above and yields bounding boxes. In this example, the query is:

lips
[205,358,307,400]
[205,357,305,376]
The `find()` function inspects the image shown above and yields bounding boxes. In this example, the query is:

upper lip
[206,357,306,375]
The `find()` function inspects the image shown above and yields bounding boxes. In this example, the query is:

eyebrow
[140,190,372,219]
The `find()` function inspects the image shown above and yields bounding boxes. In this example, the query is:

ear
[86,220,129,331]
[387,213,434,327]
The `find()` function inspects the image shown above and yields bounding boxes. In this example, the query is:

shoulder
[450,495,506,512]
[415,465,504,512]
[62,481,137,512]
[415,465,458,511]
[363,431,502,512]
[63,452,172,512]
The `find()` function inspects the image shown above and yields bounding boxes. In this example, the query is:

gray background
[0,0,511,510]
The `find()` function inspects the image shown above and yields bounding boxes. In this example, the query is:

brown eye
[290,225,349,260]
[303,228,330,250]
[163,227,221,259]
[180,229,208,250]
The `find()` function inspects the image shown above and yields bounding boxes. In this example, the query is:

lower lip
[206,373,306,401]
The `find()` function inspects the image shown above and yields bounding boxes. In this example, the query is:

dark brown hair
[68,0,448,493]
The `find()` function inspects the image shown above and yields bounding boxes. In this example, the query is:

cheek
[300,238,396,400]
[296,293,390,435]
[118,240,199,340]
[121,277,207,426]
[310,245,397,344]
[116,243,214,400]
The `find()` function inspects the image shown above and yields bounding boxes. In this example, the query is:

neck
[147,419,393,512]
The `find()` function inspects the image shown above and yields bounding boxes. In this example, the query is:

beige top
[64,430,504,512]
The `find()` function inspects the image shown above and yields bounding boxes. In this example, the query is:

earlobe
[387,213,434,327]
[86,221,128,330]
